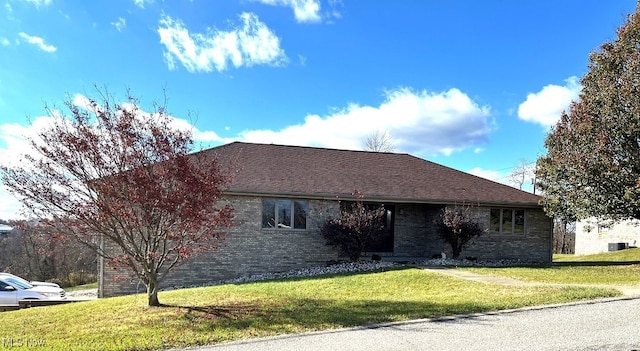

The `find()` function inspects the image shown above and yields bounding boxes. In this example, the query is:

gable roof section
[202,142,541,207]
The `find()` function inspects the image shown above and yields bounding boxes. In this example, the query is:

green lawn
[0,268,617,351]
[461,248,640,285]
[554,247,640,263]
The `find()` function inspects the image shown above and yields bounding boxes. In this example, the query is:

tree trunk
[147,278,160,307]
[561,220,568,254]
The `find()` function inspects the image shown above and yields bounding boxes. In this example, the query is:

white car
[0,273,61,288]
[0,275,66,306]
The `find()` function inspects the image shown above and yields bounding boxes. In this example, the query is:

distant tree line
[0,220,96,287]
[553,219,575,254]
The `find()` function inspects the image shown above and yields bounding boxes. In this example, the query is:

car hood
[28,285,65,294]
[30,281,61,288]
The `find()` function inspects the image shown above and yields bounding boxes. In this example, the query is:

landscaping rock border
[67,258,542,299]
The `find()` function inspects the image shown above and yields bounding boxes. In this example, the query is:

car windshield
[1,277,33,289]
[0,274,31,286]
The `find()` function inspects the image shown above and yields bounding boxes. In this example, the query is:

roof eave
[222,190,542,209]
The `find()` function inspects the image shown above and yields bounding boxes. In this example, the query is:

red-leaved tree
[320,191,386,261]
[434,205,485,259]
[0,87,234,306]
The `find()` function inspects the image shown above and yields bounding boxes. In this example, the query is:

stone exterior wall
[391,204,552,263]
[99,198,553,297]
[393,204,444,258]
[575,219,640,255]
[454,206,553,263]
[100,196,341,297]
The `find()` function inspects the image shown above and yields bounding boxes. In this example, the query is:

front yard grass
[554,247,640,263]
[0,267,618,351]
[460,248,640,285]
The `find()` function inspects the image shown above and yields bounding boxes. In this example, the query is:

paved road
[177,297,640,351]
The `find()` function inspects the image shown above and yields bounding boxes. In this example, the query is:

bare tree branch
[363,130,395,152]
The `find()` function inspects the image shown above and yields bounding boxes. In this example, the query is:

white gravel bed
[164,257,536,291]
[163,261,397,291]
[417,257,529,267]
[65,289,98,300]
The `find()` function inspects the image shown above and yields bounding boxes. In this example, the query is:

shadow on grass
[161,297,506,334]
[161,302,262,320]
[219,265,415,286]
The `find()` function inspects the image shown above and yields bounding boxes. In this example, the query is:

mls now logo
[2,338,46,347]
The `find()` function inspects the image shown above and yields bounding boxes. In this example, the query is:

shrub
[320,192,385,261]
[49,272,97,288]
[435,206,486,259]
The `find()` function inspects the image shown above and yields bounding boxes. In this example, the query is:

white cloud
[0,118,57,220]
[1,87,491,218]
[111,17,126,32]
[467,167,507,184]
[0,184,22,220]
[0,38,9,46]
[518,76,581,128]
[72,93,226,144]
[133,0,153,8]
[158,13,287,73]
[72,94,103,115]
[21,0,52,7]
[234,87,492,156]
[18,32,56,53]
[254,0,322,23]
[0,113,94,220]
[468,165,536,193]
[298,54,307,66]
[253,0,343,23]
[327,0,342,20]
[0,122,35,171]
[0,97,227,220]
[58,10,70,20]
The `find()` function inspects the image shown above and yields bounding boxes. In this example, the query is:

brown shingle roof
[203,142,541,207]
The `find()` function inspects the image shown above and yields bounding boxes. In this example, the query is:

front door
[365,204,395,253]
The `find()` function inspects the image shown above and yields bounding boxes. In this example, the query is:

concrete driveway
[176,297,640,351]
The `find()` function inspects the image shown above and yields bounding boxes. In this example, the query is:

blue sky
[0,0,636,220]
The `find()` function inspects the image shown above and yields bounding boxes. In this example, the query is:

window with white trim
[262,199,307,230]
[490,208,525,234]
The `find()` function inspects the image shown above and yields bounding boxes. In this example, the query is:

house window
[490,208,525,234]
[262,199,307,230]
